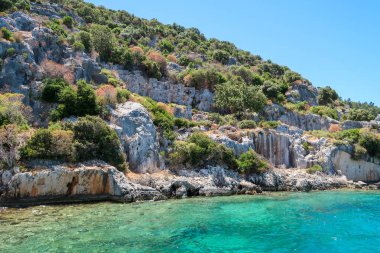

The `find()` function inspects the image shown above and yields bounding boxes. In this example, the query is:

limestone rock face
[286,82,319,106]
[0,163,163,206]
[117,70,214,111]
[332,151,380,182]
[110,102,160,173]
[375,115,380,122]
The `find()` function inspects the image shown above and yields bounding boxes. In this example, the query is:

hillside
[0,0,380,205]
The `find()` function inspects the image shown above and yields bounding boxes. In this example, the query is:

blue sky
[87,0,380,105]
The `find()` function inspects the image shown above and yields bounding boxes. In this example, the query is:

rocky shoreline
[1,161,377,208]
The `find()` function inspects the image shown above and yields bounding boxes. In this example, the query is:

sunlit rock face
[110,102,160,173]
[0,163,163,206]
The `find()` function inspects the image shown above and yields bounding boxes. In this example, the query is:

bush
[230,66,263,86]
[0,93,31,127]
[41,78,69,103]
[73,41,85,52]
[96,85,117,107]
[169,132,237,169]
[259,121,280,129]
[214,79,267,114]
[6,47,15,57]
[238,120,257,129]
[77,31,92,53]
[142,59,162,79]
[306,165,323,174]
[182,68,226,90]
[237,149,268,174]
[358,129,380,158]
[208,113,238,126]
[158,39,174,53]
[212,49,229,64]
[71,116,125,169]
[174,118,197,129]
[347,109,375,122]
[0,0,13,12]
[318,86,338,106]
[62,15,73,28]
[1,27,12,41]
[352,144,367,160]
[310,106,339,120]
[76,80,98,116]
[90,24,115,61]
[21,128,73,160]
[285,102,308,113]
[147,51,167,75]
[116,88,130,103]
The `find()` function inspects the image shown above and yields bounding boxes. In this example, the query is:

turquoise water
[1,191,380,252]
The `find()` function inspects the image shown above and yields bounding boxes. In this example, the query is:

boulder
[110,102,160,173]
[11,12,36,31]
[286,82,318,106]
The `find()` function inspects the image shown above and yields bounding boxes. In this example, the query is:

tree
[76,80,98,116]
[0,0,13,12]
[212,49,230,64]
[62,15,74,29]
[214,79,267,114]
[318,86,339,105]
[90,24,115,61]
[77,31,92,53]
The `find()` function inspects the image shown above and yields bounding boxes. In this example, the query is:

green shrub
[181,68,226,90]
[230,65,263,86]
[318,86,338,106]
[310,106,339,120]
[306,165,323,174]
[352,144,367,160]
[158,39,174,53]
[142,59,162,79]
[62,15,73,28]
[177,55,191,66]
[6,47,15,57]
[71,116,126,169]
[0,0,13,12]
[285,101,308,113]
[90,24,115,61]
[208,113,238,126]
[76,80,98,116]
[347,109,375,122]
[73,41,85,52]
[77,31,92,53]
[259,121,280,129]
[333,129,360,144]
[237,149,268,174]
[116,88,130,103]
[212,49,229,64]
[41,78,69,103]
[48,21,67,38]
[21,128,74,160]
[215,79,267,114]
[1,27,12,40]
[169,132,237,169]
[0,93,30,127]
[238,120,257,129]
[358,130,380,158]
[174,118,197,129]
[302,141,312,152]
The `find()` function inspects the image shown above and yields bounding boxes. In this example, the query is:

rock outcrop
[0,162,163,207]
[110,102,160,173]
[286,82,319,106]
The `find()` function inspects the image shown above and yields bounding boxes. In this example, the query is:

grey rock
[110,102,160,173]
[11,12,36,31]
[286,82,318,106]
[1,170,13,186]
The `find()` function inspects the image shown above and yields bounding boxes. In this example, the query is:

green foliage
[358,130,380,158]
[72,41,85,52]
[21,128,73,160]
[50,80,98,120]
[116,88,130,103]
[142,59,162,79]
[212,49,229,64]
[259,121,280,129]
[310,106,339,120]
[333,129,360,144]
[71,116,126,169]
[41,78,69,103]
[6,48,15,57]
[285,102,308,113]
[306,165,323,174]
[318,86,339,106]
[230,66,263,86]
[347,109,375,122]
[169,132,237,169]
[0,0,13,12]
[214,79,267,114]
[180,68,226,90]
[237,149,268,174]
[238,120,257,129]
[90,24,115,61]
[158,39,174,53]
[174,118,197,129]
[302,142,312,152]
[208,113,238,126]
[77,31,92,53]
[1,27,12,41]
[48,20,67,38]
[62,15,74,28]
[76,80,98,116]
[0,93,30,127]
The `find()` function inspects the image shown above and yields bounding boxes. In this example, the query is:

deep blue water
[0,191,380,252]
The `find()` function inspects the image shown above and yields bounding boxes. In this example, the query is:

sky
[87,0,380,106]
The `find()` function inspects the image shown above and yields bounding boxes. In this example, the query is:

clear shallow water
[1,191,380,253]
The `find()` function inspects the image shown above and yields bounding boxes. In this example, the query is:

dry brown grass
[41,59,74,84]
